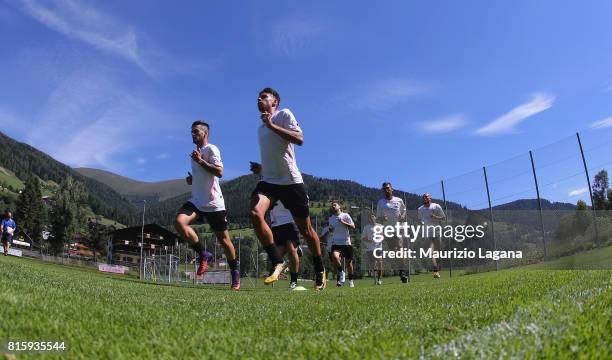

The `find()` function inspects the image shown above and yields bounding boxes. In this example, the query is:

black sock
[312,255,324,273]
[337,266,343,273]
[191,241,205,255]
[263,244,283,266]
[290,272,298,283]
[228,259,238,271]
[348,273,354,281]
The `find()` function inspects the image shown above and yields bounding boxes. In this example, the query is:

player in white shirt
[174,121,240,290]
[326,201,356,287]
[249,88,326,291]
[376,182,408,283]
[417,193,446,279]
[362,214,383,285]
[250,162,302,290]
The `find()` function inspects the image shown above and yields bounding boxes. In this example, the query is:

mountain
[74,168,190,202]
[0,131,137,225]
[77,167,579,229]
[136,174,466,227]
[492,199,576,211]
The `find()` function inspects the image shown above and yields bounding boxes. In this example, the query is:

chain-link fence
[392,125,612,275]
[7,126,611,283]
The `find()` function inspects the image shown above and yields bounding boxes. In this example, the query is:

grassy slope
[526,245,612,270]
[0,255,610,359]
[0,166,25,190]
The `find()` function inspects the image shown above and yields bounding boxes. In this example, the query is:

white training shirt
[418,203,445,226]
[328,212,354,246]
[269,201,294,227]
[189,144,226,212]
[258,108,304,185]
[362,223,382,251]
[376,197,406,225]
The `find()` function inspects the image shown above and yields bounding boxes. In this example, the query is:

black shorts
[177,202,228,232]
[252,181,309,218]
[272,223,299,248]
[331,245,354,261]
[1,233,13,244]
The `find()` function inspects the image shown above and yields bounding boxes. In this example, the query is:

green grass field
[0,255,610,359]
[0,167,25,191]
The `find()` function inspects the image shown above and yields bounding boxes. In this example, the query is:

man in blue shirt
[1,209,17,256]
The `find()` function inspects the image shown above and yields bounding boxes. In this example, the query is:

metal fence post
[402,192,411,282]
[441,180,451,277]
[483,167,498,271]
[529,150,547,259]
[576,132,600,247]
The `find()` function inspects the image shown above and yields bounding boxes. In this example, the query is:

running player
[417,193,446,278]
[362,214,383,285]
[328,201,356,287]
[1,209,16,256]
[249,88,326,291]
[250,161,302,290]
[174,121,240,290]
[376,182,408,283]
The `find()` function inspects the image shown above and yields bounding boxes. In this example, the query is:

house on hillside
[108,224,179,267]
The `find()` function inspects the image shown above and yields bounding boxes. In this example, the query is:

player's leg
[285,241,300,289]
[396,237,408,283]
[250,193,284,284]
[293,216,326,290]
[271,225,288,276]
[214,229,240,290]
[331,248,344,286]
[345,246,355,287]
[249,193,274,247]
[174,204,212,276]
[431,236,441,278]
[282,184,326,290]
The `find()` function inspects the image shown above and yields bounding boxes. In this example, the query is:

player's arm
[431,206,446,221]
[268,123,304,145]
[320,225,331,237]
[339,215,355,230]
[399,200,407,221]
[261,111,304,145]
[375,202,386,223]
[191,149,223,177]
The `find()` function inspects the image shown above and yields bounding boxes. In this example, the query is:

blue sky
[1,0,611,207]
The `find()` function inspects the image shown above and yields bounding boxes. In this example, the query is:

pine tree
[592,170,609,210]
[49,177,88,254]
[15,176,45,244]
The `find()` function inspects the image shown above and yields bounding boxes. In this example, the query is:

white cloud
[590,117,612,130]
[17,0,149,74]
[476,93,555,136]
[345,78,430,111]
[269,15,327,57]
[418,114,468,134]
[156,153,169,160]
[568,187,588,197]
[21,67,175,171]
[136,158,146,165]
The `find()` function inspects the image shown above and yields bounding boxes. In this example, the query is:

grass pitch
[0,254,610,359]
